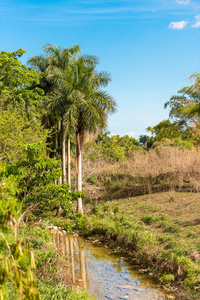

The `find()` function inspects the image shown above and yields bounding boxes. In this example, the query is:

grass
[82,146,200,201]
[6,278,94,300]
[37,279,95,300]
[79,191,200,299]
[4,222,95,300]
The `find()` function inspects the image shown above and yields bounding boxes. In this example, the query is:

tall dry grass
[83,146,200,191]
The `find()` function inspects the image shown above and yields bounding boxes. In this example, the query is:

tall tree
[70,55,117,213]
[147,73,200,147]
[164,73,200,128]
[29,46,117,213]
[28,44,81,184]
[42,44,81,185]
[28,49,59,160]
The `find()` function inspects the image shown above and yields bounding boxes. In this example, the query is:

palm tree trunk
[57,120,62,185]
[53,122,58,158]
[61,114,67,184]
[67,134,71,187]
[76,130,83,214]
[53,122,58,184]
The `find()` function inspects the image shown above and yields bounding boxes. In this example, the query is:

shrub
[161,273,175,284]
[86,174,97,185]
[91,204,102,216]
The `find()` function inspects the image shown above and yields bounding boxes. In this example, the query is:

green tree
[151,73,200,147]
[146,119,200,148]
[28,44,81,185]
[0,49,44,118]
[70,55,117,213]
[147,119,182,140]
[139,134,154,149]
[41,44,81,186]
[29,45,117,213]
[0,106,49,163]
[164,73,200,128]
[0,50,49,163]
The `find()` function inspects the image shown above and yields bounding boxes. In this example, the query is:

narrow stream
[52,230,180,300]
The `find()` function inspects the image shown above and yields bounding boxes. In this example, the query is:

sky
[0,0,200,139]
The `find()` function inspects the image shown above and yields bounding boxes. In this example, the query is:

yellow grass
[83,146,200,191]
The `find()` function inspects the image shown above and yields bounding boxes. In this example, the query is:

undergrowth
[79,197,200,298]
[5,222,95,300]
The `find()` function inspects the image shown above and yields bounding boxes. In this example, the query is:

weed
[42,215,73,233]
[112,204,120,214]
[91,204,103,216]
[141,215,155,225]
[196,243,200,251]
[84,197,92,204]
[102,203,110,212]
[141,214,164,225]
[161,273,174,284]
[154,177,161,184]
[86,174,97,185]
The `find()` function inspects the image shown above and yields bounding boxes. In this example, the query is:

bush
[91,204,103,216]
[161,273,175,284]
[141,215,158,225]
[86,175,97,185]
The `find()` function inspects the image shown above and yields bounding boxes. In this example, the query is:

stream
[52,230,181,300]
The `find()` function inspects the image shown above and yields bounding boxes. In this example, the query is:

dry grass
[97,147,200,180]
[83,147,200,200]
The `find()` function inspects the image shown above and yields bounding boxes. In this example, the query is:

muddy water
[52,231,179,300]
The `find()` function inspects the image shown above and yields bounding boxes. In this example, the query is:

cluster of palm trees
[28,44,116,213]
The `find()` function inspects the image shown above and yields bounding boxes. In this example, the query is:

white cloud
[175,0,190,5]
[126,131,136,136]
[192,15,200,28]
[169,20,188,29]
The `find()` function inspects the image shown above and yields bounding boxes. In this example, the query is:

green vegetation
[1,44,200,299]
[0,46,113,299]
[145,73,200,148]
[4,223,95,300]
[80,192,200,298]
[84,133,144,163]
[28,44,117,213]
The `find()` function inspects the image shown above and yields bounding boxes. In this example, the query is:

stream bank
[6,222,95,300]
[49,225,179,300]
[40,190,200,299]
[77,192,200,300]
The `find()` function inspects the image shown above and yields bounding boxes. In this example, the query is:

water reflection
[52,232,178,300]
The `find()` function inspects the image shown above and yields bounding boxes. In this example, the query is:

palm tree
[45,44,81,185]
[29,46,117,213]
[28,44,81,185]
[70,55,117,213]
[28,50,59,160]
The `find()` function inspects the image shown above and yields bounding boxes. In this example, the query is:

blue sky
[1,0,200,138]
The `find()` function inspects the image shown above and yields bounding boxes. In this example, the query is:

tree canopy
[0,49,44,118]
[146,73,200,149]
[164,73,200,128]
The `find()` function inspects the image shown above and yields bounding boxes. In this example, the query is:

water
[52,231,179,300]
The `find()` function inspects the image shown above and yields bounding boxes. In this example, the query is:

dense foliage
[0,49,44,118]
[84,133,144,162]
[141,73,200,149]
[0,46,115,298]
[0,169,41,299]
